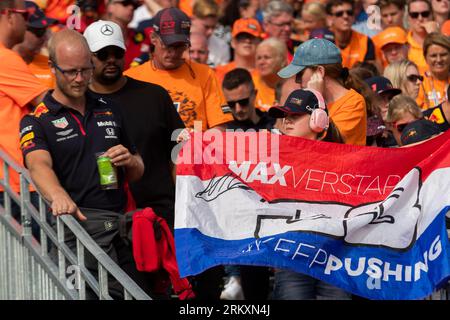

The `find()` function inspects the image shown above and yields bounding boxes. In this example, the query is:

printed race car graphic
[193,168,423,251]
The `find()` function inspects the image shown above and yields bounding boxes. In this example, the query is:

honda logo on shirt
[106,128,115,136]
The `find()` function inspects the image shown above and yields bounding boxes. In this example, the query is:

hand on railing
[51,190,87,221]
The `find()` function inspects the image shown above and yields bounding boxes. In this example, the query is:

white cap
[83,20,126,52]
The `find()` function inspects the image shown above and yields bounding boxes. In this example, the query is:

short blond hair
[256,37,288,69]
[302,2,326,23]
[386,94,423,122]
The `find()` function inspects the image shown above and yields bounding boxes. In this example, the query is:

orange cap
[377,27,407,49]
[231,18,262,38]
[442,20,450,37]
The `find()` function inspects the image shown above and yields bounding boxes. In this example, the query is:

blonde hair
[256,37,288,69]
[193,0,219,18]
[302,2,326,24]
[383,60,418,95]
[385,94,423,122]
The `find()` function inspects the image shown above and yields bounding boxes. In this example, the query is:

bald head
[189,32,209,64]
[48,29,91,65]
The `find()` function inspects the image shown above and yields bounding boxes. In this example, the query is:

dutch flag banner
[174,129,450,300]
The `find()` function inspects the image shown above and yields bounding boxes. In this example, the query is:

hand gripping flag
[174,130,450,300]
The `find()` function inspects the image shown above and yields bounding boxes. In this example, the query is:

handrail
[0,147,151,300]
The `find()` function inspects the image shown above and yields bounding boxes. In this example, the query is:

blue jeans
[273,269,351,300]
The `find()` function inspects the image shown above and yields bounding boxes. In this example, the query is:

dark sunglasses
[0,8,29,21]
[27,27,47,38]
[406,74,424,82]
[227,97,251,109]
[408,10,431,19]
[333,9,354,17]
[94,47,125,61]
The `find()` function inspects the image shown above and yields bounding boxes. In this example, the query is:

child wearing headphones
[269,88,343,143]
[267,89,349,300]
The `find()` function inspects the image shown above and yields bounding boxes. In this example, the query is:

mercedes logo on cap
[101,24,114,36]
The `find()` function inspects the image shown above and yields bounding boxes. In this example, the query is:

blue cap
[278,38,342,79]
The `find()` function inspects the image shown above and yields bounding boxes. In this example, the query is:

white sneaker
[220,276,244,300]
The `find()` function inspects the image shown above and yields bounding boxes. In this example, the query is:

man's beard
[98,71,122,85]
[97,64,123,85]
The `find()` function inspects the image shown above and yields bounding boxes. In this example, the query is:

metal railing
[0,148,151,300]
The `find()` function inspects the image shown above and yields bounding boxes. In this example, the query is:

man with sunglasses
[326,0,376,69]
[0,0,48,222]
[125,7,233,131]
[84,19,184,233]
[107,0,149,69]
[223,68,275,131]
[406,0,439,75]
[221,68,274,301]
[13,1,58,88]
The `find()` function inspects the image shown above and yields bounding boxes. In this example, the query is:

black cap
[309,28,335,44]
[153,8,191,46]
[26,1,58,29]
[269,89,326,118]
[400,119,442,145]
[365,76,401,96]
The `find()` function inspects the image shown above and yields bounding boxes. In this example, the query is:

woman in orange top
[253,37,287,112]
[418,32,450,108]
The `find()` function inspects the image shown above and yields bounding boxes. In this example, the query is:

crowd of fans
[0,0,449,300]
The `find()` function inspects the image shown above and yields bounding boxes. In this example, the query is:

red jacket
[132,207,195,300]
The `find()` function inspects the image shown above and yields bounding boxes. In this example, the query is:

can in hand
[96,153,118,190]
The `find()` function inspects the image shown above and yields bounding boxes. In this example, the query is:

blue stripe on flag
[175,206,450,300]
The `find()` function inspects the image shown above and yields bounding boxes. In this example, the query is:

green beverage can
[96,154,118,190]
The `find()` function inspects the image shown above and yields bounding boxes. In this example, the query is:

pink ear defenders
[304,88,329,133]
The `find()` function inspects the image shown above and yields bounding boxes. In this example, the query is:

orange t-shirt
[33,0,74,23]
[340,31,368,69]
[417,72,450,109]
[28,54,55,89]
[327,89,367,146]
[0,44,48,192]
[124,60,233,130]
[252,73,276,112]
[407,31,428,76]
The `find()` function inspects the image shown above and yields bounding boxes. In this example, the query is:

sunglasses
[333,9,354,17]
[227,97,251,109]
[406,74,424,82]
[27,27,47,38]
[94,47,125,61]
[0,8,29,21]
[408,11,431,19]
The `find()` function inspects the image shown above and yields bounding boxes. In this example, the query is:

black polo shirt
[19,91,136,213]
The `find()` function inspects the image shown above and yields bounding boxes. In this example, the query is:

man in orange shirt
[13,1,57,88]
[406,0,440,75]
[372,26,409,70]
[326,0,375,69]
[0,0,48,217]
[124,7,233,131]
[215,18,262,85]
